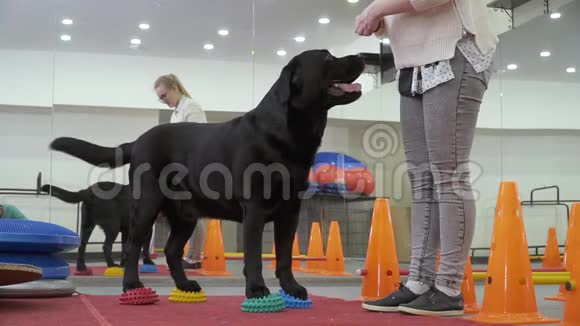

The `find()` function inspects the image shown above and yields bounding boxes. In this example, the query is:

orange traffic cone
[462,257,480,314]
[360,198,400,300]
[547,203,580,301]
[182,240,189,259]
[320,221,351,276]
[561,262,580,325]
[542,227,563,268]
[292,233,306,272]
[198,219,232,276]
[467,181,560,324]
[269,243,276,270]
[303,222,325,274]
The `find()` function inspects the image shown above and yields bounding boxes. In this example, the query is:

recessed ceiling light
[539,51,551,57]
[277,49,287,56]
[550,12,561,19]
[566,67,576,73]
[507,64,518,70]
[347,0,359,3]
[60,34,71,41]
[319,17,330,24]
[218,29,229,36]
[382,38,390,45]
[204,43,214,50]
[130,38,142,45]
[61,18,73,25]
[139,23,150,30]
[294,36,306,43]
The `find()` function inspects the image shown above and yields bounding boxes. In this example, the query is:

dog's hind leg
[163,200,201,292]
[77,205,95,272]
[274,200,308,300]
[122,183,163,292]
[102,227,120,267]
[141,228,155,265]
[241,201,270,299]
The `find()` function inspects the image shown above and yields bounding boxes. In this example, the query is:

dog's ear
[275,59,301,105]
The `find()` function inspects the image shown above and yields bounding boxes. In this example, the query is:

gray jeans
[400,49,491,291]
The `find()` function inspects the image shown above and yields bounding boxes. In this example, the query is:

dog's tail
[41,184,90,203]
[50,137,133,168]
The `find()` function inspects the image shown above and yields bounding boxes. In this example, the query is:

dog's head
[276,49,365,111]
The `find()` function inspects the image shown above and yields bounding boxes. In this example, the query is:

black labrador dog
[41,182,155,271]
[48,49,365,300]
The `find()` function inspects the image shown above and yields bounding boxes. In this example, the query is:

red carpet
[0,294,502,326]
[70,265,202,277]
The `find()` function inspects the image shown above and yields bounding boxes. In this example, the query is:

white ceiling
[0,0,577,82]
[496,0,579,83]
[0,0,373,64]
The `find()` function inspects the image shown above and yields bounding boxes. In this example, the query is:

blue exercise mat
[0,253,70,279]
[0,219,80,254]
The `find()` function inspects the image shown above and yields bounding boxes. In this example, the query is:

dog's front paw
[123,280,144,293]
[76,264,89,271]
[142,258,155,266]
[177,280,202,293]
[246,282,270,299]
[281,280,308,300]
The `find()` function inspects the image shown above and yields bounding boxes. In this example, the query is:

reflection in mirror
[495,0,579,253]
[47,0,255,268]
[0,2,57,224]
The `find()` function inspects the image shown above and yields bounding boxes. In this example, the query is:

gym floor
[71,257,565,325]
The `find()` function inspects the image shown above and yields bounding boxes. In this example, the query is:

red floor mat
[70,265,202,277]
[0,294,502,326]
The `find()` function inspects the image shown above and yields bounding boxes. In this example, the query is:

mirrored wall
[2,0,575,263]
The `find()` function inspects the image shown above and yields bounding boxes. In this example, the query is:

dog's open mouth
[328,82,362,97]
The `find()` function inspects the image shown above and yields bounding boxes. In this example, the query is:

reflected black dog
[49,50,365,300]
[41,182,154,271]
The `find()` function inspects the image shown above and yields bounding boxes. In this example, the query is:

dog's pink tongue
[335,83,362,93]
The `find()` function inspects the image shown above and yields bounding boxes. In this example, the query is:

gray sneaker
[361,284,420,312]
[398,287,464,317]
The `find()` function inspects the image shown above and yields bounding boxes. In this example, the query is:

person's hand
[355,3,383,36]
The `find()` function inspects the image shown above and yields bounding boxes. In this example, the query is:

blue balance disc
[139,264,159,273]
[277,289,312,309]
[0,220,80,254]
[0,253,70,279]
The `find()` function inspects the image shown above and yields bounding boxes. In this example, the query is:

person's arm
[356,0,452,36]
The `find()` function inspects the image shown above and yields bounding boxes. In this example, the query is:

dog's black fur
[41,182,154,271]
[48,50,365,300]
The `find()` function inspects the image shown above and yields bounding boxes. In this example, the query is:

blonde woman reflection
[154,73,208,270]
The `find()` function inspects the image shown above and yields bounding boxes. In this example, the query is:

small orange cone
[561,262,580,326]
[303,222,325,274]
[182,240,189,259]
[198,219,232,276]
[462,257,481,314]
[467,181,559,324]
[542,227,563,268]
[269,243,276,269]
[320,221,351,276]
[360,198,400,300]
[547,203,580,301]
[292,233,306,272]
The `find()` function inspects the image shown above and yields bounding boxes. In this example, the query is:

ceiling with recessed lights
[496,0,579,83]
[0,0,576,83]
[0,0,372,64]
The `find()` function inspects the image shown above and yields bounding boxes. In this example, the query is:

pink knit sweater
[376,0,499,69]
